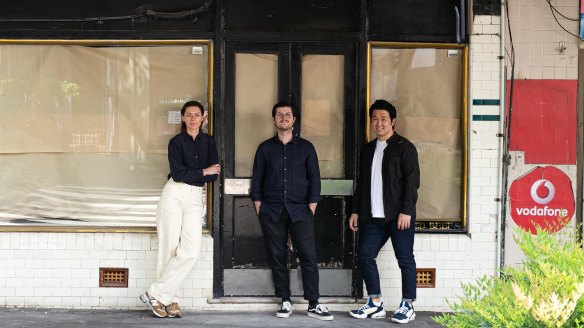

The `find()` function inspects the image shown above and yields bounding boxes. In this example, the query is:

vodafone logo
[530,179,555,204]
[509,166,574,234]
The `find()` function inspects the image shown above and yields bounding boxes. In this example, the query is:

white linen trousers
[148,178,203,306]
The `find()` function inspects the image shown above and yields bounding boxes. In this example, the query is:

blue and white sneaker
[391,301,416,324]
[349,298,386,319]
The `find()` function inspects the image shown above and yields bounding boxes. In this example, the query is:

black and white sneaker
[276,301,293,318]
[307,304,334,321]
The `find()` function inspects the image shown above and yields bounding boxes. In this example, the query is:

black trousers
[259,209,319,301]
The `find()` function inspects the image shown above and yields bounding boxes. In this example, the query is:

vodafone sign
[509,166,574,234]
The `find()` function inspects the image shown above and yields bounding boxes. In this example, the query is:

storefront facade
[0,0,581,312]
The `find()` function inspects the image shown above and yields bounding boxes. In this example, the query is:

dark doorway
[220,41,358,297]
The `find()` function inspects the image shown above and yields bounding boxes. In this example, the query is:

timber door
[221,42,357,297]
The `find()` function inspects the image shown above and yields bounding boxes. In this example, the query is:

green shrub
[434,225,584,328]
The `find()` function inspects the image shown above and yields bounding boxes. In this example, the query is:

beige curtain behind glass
[371,47,463,221]
[234,53,278,177]
[0,45,208,153]
[301,55,344,178]
[0,44,209,226]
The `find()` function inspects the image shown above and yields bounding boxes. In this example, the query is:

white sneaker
[276,301,293,318]
[139,292,168,318]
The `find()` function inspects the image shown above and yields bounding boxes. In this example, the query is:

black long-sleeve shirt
[352,132,420,223]
[167,131,218,186]
[250,135,321,222]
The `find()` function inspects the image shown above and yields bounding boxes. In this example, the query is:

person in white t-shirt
[348,99,420,324]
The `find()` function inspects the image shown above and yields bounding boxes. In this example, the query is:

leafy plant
[434,225,584,327]
[59,80,81,97]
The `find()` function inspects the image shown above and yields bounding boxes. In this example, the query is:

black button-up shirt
[167,131,219,187]
[250,135,321,222]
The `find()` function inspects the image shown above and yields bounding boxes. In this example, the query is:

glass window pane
[301,54,344,178]
[0,43,210,227]
[370,47,463,222]
[234,53,278,177]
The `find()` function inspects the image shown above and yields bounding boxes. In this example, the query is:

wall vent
[99,268,128,288]
[416,268,436,288]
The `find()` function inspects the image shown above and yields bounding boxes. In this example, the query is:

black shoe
[307,304,333,321]
[276,301,293,318]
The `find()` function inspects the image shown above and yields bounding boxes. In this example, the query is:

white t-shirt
[371,140,387,218]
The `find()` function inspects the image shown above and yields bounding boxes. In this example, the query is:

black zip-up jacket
[352,132,420,223]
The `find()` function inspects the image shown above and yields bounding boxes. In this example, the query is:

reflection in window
[0,43,211,227]
[370,46,466,223]
[234,53,278,177]
[301,55,345,178]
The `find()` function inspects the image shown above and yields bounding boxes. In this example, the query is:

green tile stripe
[472,99,500,106]
[472,115,500,121]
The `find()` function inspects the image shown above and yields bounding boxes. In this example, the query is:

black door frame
[215,40,361,298]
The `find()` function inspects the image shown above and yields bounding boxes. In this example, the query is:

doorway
[220,42,358,298]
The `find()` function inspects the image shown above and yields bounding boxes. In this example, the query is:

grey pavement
[0,307,443,327]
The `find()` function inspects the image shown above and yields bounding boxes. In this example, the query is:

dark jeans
[259,209,319,301]
[358,217,416,301]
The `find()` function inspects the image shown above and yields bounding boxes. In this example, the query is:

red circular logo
[509,166,574,234]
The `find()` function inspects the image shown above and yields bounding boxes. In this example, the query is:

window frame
[366,41,468,231]
[0,39,214,233]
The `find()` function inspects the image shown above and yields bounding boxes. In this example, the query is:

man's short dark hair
[369,99,396,120]
[272,102,297,118]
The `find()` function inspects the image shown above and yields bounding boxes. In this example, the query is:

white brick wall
[0,232,350,312]
[0,232,214,310]
[507,0,579,80]
[373,231,497,311]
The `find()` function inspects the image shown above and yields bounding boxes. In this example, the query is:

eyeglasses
[275,113,293,119]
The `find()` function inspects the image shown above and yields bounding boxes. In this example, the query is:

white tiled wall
[0,232,214,310]
[1,230,499,312]
[471,15,502,100]
[507,0,579,80]
[0,231,357,312]
[373,233,490,312]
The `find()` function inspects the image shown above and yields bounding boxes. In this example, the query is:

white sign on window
[168,111,182,124]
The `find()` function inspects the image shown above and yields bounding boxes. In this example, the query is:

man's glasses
[275,113,293,119]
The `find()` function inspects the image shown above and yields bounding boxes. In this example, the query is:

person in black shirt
[348,99,419,324]
[140,101,220,318]
[250,102,333,321]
